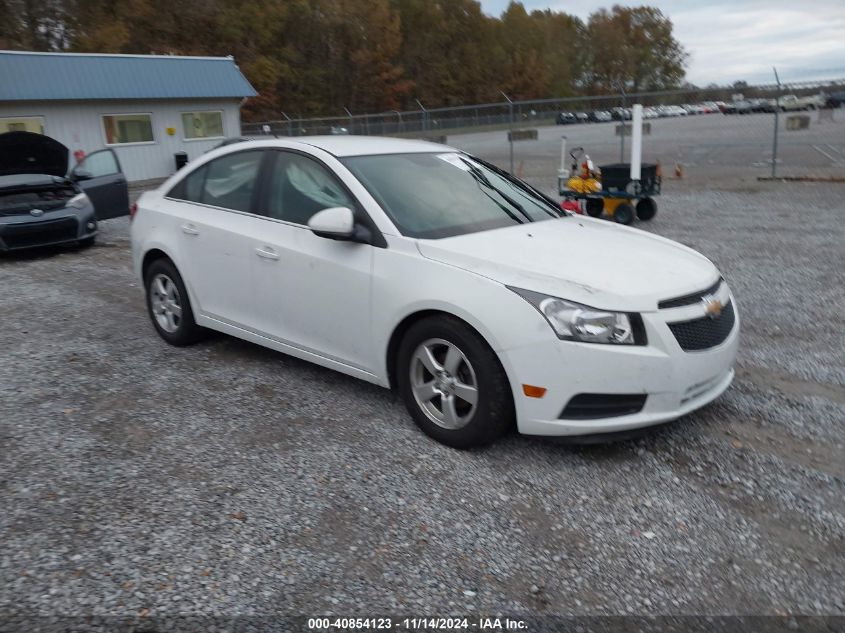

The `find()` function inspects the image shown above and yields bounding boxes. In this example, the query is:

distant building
[0,50,257,181]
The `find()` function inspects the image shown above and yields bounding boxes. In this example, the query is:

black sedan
[0,132,129,252]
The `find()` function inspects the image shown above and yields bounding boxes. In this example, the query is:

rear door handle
[181,224,199,236]
[255,246,280,261]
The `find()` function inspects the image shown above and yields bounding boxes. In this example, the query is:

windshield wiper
[459,157,535,224]
[471,156,563,218]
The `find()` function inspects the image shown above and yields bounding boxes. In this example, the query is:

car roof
[275,135,454,158]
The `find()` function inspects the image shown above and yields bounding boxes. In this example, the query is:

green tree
[585,5,687,93]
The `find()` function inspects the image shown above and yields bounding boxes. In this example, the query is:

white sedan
[130,137,739,448]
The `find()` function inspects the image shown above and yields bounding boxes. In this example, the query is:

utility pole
[501,91,514,173]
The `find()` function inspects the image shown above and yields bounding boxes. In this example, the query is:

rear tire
[397,316,514,449]
[144,258,206,346]
[585,198,604,217]
[636,197,657,221]
[614,203,634,225]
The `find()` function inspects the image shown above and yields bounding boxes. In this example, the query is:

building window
[0,116,45,134]
[102,113,154,145]
[181,111,224,140]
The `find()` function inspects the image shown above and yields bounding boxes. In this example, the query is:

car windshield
[341,152,561,239]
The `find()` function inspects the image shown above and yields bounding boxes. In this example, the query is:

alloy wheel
[150,273,182,333]
[410,338,479,430]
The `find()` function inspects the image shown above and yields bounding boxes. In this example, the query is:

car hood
[0,131,69,178]
[416,216,719,312]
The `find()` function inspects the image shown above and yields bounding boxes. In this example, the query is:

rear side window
[167,150,264,213]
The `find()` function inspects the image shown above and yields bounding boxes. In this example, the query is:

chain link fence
[244,78,845,188]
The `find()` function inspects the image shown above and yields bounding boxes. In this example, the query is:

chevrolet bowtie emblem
[702,295,723,319]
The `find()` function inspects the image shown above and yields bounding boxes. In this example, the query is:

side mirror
[308,207,355,240]
[72,168,93,181]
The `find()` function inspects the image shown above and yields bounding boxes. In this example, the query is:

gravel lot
[1,167,844,628]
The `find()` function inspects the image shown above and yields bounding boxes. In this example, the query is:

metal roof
[0,51,257,101]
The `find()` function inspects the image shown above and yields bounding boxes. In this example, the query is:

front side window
[265,152,356,224]
[168,150,263,213]
[103,114,154,144]
[78,149,120,177]
[341,152,559,239]
[181,111,224,140]
[0,116,44,134]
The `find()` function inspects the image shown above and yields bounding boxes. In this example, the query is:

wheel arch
[141,248,174,282]
[385,308,507,391]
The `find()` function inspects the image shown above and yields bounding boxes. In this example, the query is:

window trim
[101,112,156,147]
[179,109,226,142]
[0,115,46,134]
[163,147,387,248]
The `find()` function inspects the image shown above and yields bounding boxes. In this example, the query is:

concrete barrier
[508,129,538,141]
[786,115,811,131]
[615,122,651,136]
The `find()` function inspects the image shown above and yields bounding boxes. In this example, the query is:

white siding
[0,98,243,182]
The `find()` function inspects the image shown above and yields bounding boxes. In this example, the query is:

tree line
[0,0,687,120]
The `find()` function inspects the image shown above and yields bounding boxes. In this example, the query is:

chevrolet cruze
[130,137,739,448]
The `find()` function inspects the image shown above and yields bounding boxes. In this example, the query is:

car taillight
[129,202,138,221]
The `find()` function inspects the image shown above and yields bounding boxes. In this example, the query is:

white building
[0,50,257,182]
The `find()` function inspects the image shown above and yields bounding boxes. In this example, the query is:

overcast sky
[478,0,845,86]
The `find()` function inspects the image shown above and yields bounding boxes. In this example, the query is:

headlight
[67,192,90,209]
[508,286,645,345]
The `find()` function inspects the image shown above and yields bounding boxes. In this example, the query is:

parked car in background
[777,94,824,111]
[574,112,590,124]
[825,91,845,108]
[556,111,578,125]
[0,131,129,252]
[589,110,613,122]
[642,107,659,119]
[131,136,739,448]
[611,107,631,120]
[723,100,753,115]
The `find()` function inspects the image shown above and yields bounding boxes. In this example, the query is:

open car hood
[0,131,69,178]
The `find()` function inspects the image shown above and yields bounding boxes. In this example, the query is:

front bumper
[0,207,97,251]
[500,291,740,438]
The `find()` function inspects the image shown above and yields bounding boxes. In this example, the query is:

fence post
[344,107,353,135]
[281,112,292,137]
[772,67,781,178]
[501,91,514,173]
[416,99,427,134]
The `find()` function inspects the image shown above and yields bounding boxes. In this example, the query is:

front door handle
[255,246,280,260]
[181,224,199,236]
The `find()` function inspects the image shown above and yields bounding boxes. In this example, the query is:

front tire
[78,236,96,248]
[144,258,205,346]
[397,316,514,449]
